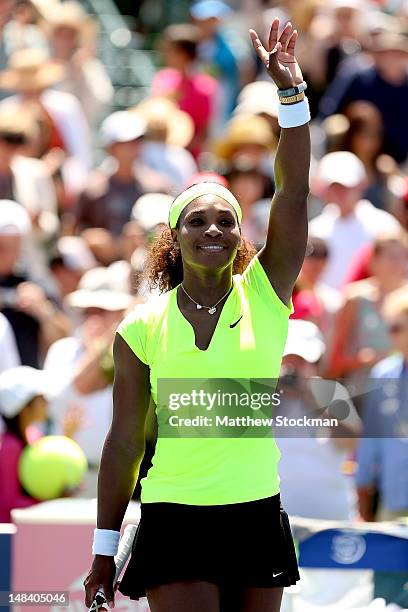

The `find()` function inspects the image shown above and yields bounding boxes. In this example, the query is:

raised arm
[250,19,311,306]
[84,333,151,608]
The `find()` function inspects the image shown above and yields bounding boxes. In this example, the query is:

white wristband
[92,528,121,556]
[278,97,311,129]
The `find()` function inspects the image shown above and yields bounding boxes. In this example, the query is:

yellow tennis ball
[18,436,88,500]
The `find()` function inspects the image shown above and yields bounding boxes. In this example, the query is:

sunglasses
[0,132,27,146]
[388,322,407,334]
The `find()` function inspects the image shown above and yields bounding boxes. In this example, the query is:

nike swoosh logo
[272,571,284,578]
[229,315,243,329]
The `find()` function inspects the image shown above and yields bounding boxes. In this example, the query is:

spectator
[0,312,20,373]
[49,235,96,301]
[341,101,396,211]
[152,23,218,158]
[327,232,408,380]
[293,236,343,353]
[0,200,71,367]
[0,104,59,278]
[357,285,408,521]
[75,111,170,237]
[191,0,249,126]
[47,2,113,127]
[0,365,47,521]
[132,97,197,192]
[277,319,361,520]
[43,266,135,496]
[224,157,274,245]
[3,0,48,54]
[0,48,92,190]
[319,26,408,163]
[214,113,276,178]
[310,151,401,289]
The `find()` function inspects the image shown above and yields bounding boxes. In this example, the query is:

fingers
[286,29,298,56]
[268,18,279,52]
[278,21,293,52]
[103,583,115,609]
[249,29,269,64]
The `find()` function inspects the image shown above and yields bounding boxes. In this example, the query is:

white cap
[131,193,173,232]
[100,111,147,147]
[56,236,96,271]
[0,200,32,236]
[317,151,366,188]
[0,366,47,419]
[283,320,325,363]
[65,265,133,311]
[234,81,279,119]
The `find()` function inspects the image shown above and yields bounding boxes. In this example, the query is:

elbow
[275,184,310,206]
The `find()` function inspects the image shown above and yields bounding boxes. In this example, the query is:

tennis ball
[18,436,88,500]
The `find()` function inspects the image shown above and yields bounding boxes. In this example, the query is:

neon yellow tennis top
[117,256,292,505]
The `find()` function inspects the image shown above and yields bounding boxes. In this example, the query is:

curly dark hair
[145,228,257,293]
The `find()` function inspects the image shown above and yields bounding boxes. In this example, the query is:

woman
[84,18,310,612]
[327,232,408,381]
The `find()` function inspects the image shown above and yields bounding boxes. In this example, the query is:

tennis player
[84,18,311,612]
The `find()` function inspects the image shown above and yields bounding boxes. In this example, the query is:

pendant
[208,307,216,315]
[196,304,202,309]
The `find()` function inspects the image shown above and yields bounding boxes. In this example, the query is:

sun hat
[131,97,194,149]
[234,81,279,119]
[0,49,65,92]
[65,265,134,311]
[46,1,94,36]
[131,193,173,232]
[0,366,47,419]
[53,236,96,272]
[99,111,147,147]
[0,105,38,142]
[214,115,276,161]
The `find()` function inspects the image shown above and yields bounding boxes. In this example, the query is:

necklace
[180,284,233,315]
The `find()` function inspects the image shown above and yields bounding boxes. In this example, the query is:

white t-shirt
[309,200,400,289]
[43,336,112,466]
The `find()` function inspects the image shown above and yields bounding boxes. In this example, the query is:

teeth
[200,245,224,251]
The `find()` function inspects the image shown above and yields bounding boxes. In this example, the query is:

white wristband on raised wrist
[278,96,311,129]
[92,528,121,556]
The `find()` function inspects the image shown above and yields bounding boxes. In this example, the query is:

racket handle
[88,524,138,611]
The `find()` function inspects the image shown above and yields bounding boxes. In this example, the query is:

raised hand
[249,18,303,90]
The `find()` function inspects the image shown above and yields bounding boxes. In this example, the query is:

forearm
[274,124,310,199]
[97,430,145,531]
[357,486,376,522]
[39,306,71,347]
[73,342,112,395]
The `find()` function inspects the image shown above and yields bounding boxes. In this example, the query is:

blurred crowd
[0,0,408,535]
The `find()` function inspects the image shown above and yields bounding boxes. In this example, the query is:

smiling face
[172,195,241,273]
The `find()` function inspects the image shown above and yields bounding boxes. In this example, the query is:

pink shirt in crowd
[152,68,218,157]
[0,430,39,522]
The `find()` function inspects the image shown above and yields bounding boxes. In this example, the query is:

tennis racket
[88,523,138,612]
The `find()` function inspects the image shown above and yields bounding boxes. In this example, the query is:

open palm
[250,18,303,90]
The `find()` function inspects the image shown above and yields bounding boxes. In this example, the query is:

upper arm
[111,333,151,449]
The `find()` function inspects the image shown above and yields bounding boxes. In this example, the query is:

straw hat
[46,1,95,38]
[0,105,38,142]
[371,29,408,54]
[131,97,194,149]
[214,115,276,161]
[0,49,65,92]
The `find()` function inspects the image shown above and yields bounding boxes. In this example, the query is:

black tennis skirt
[119,493,300,600]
